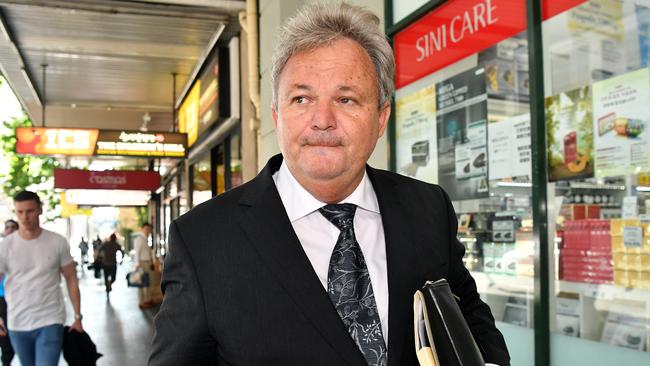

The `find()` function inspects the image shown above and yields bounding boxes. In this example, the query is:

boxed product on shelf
[560,204,601,221]
[563,219,611,250]
[560,220,613,284]
[612,252,650,271]
[614,269,650,289]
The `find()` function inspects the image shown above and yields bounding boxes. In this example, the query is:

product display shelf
[556,280,650,352]
[471,271,534,328]
[557,280,650,303]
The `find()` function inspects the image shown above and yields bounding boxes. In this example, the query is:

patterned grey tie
[319,203,387,366]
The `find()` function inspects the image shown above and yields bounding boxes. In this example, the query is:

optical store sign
[395,0,588,88]
[16,127,187,158]
[54,169,161,191]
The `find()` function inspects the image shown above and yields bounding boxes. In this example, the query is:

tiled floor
[7,260,158,365]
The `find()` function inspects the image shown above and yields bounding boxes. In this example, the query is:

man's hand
[0,318,6,336]
[69,319,83,333]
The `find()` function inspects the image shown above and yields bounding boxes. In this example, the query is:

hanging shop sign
[16,127,187,158]
[65,189,151,206]
[95,130,186,158]
[15,127,99,156]
[54,169,161,191]
[394,0,588,88]
[178,81,201,147]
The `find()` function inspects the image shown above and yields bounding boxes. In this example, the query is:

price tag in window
[583,284,614,300]
[639,214,650,223]
[622,196,638,219]
[623,226,643,248]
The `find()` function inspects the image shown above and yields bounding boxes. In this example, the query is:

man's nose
[311,101,336,130]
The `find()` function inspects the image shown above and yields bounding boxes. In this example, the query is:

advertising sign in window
[179,81,201,146]
[395,85,437,183]
[436,66,489,200]
[198,51,220,138]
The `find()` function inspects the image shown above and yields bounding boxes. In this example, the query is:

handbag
[126,269,150,288]
[413,279,484,366]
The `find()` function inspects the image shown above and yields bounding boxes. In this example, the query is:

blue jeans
[9,324,63,366]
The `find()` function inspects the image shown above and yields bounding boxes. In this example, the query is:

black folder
[414,279,484,366]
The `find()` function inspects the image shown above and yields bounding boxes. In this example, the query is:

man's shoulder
[369,167,443,193]
[39,229,68,245]
[175,180,249,227]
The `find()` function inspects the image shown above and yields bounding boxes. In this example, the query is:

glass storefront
[389,0,650,364]
[542,1,650,364]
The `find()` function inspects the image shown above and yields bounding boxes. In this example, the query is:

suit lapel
[238,155,366,366]
[368,168,424,366]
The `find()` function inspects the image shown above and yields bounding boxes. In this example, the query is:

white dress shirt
[272,161,389,344]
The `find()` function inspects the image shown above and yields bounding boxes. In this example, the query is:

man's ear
[377,101,391,138]
[272,105,279,129]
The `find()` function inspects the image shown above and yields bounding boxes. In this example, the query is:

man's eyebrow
[287,83,312,91]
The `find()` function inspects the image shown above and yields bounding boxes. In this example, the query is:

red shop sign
[54,169,161,191]
[395,0,588,89]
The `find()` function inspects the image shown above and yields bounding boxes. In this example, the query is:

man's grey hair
[270,3,395,108]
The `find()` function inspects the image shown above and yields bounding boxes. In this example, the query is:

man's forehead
[14,200,40,209]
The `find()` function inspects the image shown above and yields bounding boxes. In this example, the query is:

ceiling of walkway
[0,0,244,132]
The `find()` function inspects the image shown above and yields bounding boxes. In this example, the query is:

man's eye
[293,96,307,104]
[339,97,354,104]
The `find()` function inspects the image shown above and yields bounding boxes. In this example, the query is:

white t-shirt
[0,229,73,331]
[133,233,152,263]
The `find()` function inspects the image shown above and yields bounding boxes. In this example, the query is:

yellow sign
[59,193,92,218]
[178,81,201,146]
[16,127,98,156]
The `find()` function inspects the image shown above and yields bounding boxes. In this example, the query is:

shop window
[393,1,534,363]
[192,154,212,206]
[230,132,242,189]
[543,0,650,361]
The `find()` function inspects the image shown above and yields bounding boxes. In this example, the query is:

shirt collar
[272,160,380,222]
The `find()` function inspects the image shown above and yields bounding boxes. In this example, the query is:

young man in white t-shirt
[0,191,83,366]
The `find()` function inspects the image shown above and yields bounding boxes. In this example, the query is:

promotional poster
[546,86,594,181]
[395,85,438,183]
[488,113,532,181]
[593,68,650,177]
[436,67,489,200]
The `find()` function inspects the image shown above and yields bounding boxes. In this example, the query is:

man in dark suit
[150,3,509,366]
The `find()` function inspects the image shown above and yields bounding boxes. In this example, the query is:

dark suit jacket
[149,154,510,366]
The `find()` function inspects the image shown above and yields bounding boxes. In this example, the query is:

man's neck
[18,227,42,241]
[294,172,365,204]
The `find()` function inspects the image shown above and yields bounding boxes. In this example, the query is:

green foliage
[135,206,149,228]
[0,116,60,213]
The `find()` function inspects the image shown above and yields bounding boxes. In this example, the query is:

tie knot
[319,203,356,231]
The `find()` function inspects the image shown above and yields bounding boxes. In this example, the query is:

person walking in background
[133,222,154,309]
[91,235,103,279]
[0,191,83,366]
[78,237,89,265]
[0,220,17,366]
[1,220,18,240]
[97,233,124,296]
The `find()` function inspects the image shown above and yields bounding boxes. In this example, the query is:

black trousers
[0,297,14,366]
[103,265,117,286]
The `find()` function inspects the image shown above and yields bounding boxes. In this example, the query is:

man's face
[14,200,42,231]
[142,225,152,236]
[272,38,390,190]
[3,222,17,237]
